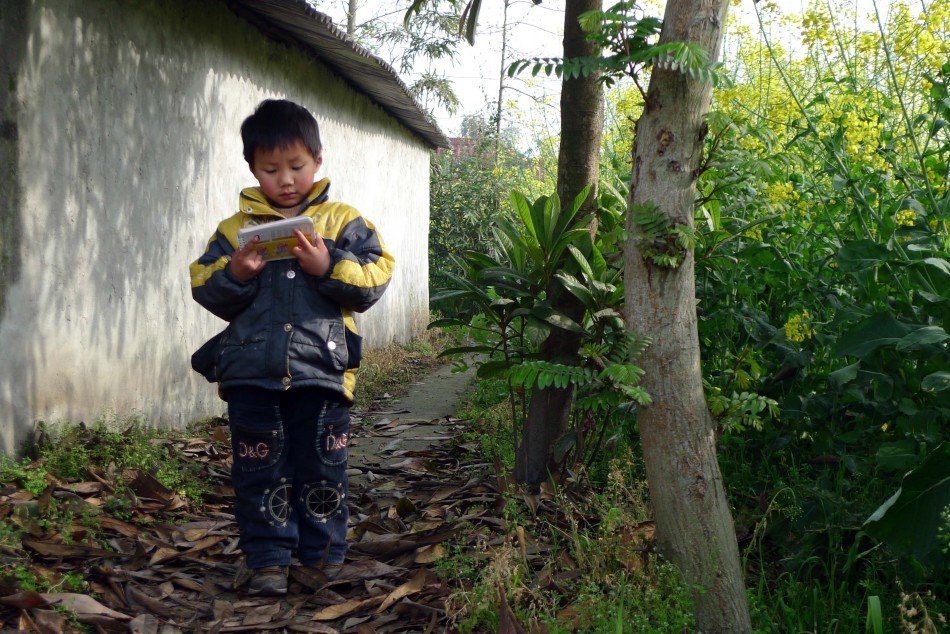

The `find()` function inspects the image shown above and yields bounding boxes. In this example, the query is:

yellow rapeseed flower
[895,209,917,228]
[764,181,798,207]
[785,310,815,343]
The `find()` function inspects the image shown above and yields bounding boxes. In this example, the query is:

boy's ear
[315,153,323,169]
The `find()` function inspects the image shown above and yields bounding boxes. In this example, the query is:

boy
[190,99,394,596]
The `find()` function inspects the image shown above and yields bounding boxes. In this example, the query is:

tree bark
[346,0,357,37]
[624,0,751,630]
[515,0,604,487]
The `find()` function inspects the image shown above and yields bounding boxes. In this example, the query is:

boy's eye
[264,169,277,174]
[292,165,304,170]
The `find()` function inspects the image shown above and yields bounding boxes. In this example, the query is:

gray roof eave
[227,0,450,149]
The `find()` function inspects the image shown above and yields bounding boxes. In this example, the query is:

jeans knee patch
[316,402,350,466]
[298,481,345,524]
[259,479,293,528]
[230,404,284,473]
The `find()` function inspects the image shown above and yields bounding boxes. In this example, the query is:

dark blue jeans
[225,387,350,569]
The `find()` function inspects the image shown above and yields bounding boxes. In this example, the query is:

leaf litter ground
[0,362,656,632]
[0,364,486,632]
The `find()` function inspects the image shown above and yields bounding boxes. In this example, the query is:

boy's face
[250,140,322,209]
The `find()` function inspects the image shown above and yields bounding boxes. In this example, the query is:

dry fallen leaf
[555,603,582,629]
[59,481,104,495]
[128,613,161,634]
[213,599,236,620]
[426,485,461,504]
[375,569,427,613]
[333,559,403,583]
[98,515,141,537]
[22,540,113,558]
[0,590,47,609]
[342,616,372,630]
[286,622,340,633]
[18,610,38,632]
[311,596,383,621]
[409,519,444,534]
[125,585,168,614]
[41,592,132,624]
[242,602,282,626]
[498,586,528,634]
[413,544,445,564]
[1,365,570,633]
[149,546,180,566]
[516,526,530,562]
[33,608,67,634]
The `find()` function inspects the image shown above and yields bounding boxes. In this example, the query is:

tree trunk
[346,0,357,37]
[493,0,510,162]
[515,0,604,487]
[624,0,751,630]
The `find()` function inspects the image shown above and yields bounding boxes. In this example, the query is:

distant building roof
[227,0,450,149]
[435,137,479,161]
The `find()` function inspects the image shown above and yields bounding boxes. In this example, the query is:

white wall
[0,0,431,453]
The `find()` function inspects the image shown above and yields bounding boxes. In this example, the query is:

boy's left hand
[292,229,331,277]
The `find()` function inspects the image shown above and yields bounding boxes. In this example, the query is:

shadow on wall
[0,2,26,322]
[1,0,289,451]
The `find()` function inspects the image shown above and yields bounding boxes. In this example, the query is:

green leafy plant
[429,113,554,290]
[507,2,722,90]
[433,185,650,477]
[0,457,49,497]
[628,202,698,268]
[863,442,949,575]
[866,595,883,634]
[37,418,209,503]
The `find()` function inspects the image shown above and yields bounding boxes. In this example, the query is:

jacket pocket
[217,338,267,382]
[344,327,363,370]
[315,399,350,467]
[229,403,284,473]
[291,321,348,372]
[191,331,226,382]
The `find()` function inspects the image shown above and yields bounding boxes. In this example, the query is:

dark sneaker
[290,562,345,590]
[231,558,252,590]
[323,562,344,581]
[248,566,288,596]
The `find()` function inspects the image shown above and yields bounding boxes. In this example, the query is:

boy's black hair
[241,99,322,166]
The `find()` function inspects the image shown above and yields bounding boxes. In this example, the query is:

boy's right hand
[229,238,266,283]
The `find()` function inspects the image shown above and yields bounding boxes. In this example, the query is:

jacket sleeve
[189,230,260,321]
[315,215,394,313]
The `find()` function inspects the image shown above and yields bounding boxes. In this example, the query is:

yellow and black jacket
[190,178,394,401]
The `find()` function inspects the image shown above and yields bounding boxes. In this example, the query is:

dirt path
[349,361,475,480]
[1,362,487,634]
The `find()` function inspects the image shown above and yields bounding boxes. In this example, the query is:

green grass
[353,325,454,410]
[35,416,210,503]
[441,371,949,632]
[442,378,697,631]
[548,565,695,633]
[455,377,517,470]
[0,456,48,497]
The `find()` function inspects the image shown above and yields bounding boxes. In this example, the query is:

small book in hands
[236,216,315,261]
